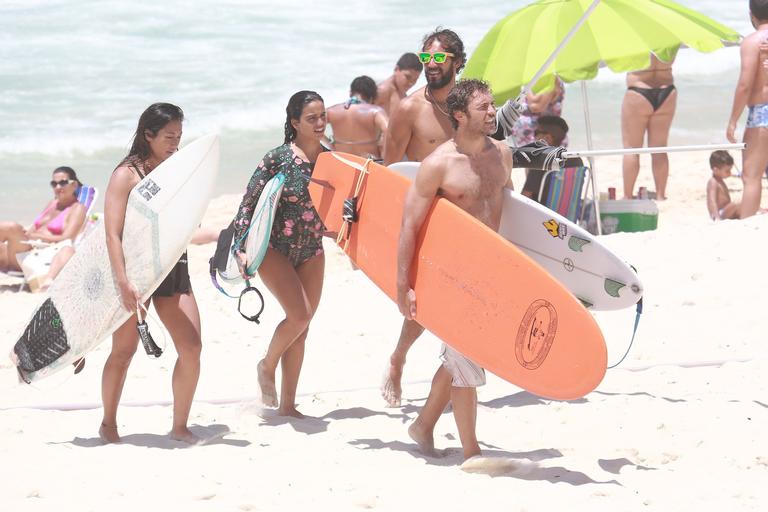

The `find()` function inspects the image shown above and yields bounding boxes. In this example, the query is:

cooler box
[599,199,658,234]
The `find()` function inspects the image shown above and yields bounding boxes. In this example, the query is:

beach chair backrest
[77,185,97,214]
[542,166,589,223]
[74,185,99,245]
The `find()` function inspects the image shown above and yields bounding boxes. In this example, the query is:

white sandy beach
[1,152,767,511]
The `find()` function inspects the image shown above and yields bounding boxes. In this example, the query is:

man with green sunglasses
[382,28,466,169]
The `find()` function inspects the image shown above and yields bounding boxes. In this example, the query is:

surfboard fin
[577,297,594,309]
[604,278,626,298]
[568,236,590,252]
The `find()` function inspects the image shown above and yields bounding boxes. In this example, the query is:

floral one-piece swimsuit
[232,143,326,267]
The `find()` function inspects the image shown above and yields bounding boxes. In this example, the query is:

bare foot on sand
[99,422,120,444]
[257,359,278,408]
[381,357,404,407]
[278,406,305,419]
[408,421,436,457]
[171,426,201,444]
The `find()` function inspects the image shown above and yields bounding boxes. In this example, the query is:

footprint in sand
[460,456,535,477]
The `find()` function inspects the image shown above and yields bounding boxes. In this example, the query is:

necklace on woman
[424,87,449,117]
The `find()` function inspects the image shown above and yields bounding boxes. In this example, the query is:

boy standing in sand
[726,0,768,218]
[375,53,423,116]
[706,151,741,221]
[398,79,513,460]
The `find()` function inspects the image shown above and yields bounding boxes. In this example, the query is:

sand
[1,151,766,511]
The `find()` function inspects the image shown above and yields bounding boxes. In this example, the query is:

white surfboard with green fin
[390,161,642,311]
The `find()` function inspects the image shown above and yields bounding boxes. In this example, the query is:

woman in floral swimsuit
[233,90,328,417]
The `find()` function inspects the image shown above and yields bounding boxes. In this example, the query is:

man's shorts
[746,103,768,129]
[439,343,486,388]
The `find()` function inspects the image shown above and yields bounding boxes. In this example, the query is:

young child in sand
[706,151,740,221]
[726,0,768,218]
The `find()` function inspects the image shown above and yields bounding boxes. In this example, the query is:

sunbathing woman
[233,90,328,417]
[100,103,202,444]
[0,166,86,290]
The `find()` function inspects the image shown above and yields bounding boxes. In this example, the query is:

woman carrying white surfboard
[100,103,203,444]
[233,91,328,417]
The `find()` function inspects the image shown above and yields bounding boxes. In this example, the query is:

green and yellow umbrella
[464,0,741,103]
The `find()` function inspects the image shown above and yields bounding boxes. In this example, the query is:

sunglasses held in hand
[418,51,454,64]
[50,179,74,188]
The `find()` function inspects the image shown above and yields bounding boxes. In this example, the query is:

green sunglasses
[418,51,454,64]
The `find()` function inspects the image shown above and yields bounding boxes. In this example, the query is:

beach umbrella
[465,0,740,102]
[463,0,741,233]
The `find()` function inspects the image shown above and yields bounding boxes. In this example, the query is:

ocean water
[0,0,751,220]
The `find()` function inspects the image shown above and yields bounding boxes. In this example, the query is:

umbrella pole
[581,81,602,235]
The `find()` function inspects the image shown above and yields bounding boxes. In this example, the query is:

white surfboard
[211,173,285,297]
[11,134,220,383]
[389,161,642,311]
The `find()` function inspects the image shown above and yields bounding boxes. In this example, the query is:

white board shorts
[439,343,486,388]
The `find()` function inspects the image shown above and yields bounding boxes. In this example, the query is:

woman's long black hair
[283,91,323,144]
[122,103,184,165]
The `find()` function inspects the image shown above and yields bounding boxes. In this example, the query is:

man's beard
[426,68,455,90]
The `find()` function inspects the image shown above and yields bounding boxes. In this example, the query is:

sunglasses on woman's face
[50,179,73,188]
[418,51,454,64]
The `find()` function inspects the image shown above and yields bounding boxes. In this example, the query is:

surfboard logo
[137,179,161,201]
[543,219,567,239]
[515,299,558,370]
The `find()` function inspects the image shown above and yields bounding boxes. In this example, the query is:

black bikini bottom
[628,85,676,111]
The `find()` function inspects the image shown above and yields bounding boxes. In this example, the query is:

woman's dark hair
[350,76,378,103]
[52,165,82,189]
[284,90,324,144]
[123,103,184,164]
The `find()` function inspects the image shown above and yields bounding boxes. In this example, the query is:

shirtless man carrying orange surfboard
[382,28,466,408]
[399,79,513,459]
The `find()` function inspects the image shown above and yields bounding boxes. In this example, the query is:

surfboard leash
[136,302,164,358]
[334,155,373,251]
[608,265,643,369]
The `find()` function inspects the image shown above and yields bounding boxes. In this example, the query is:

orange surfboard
[309,152,606,400]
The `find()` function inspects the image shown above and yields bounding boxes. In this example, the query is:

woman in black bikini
[233,90,328,417]
[100,103,202,444]
[621,53,677,200]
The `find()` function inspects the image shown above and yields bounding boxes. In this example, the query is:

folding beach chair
[12,185,99,292]
[538,165,590,224]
